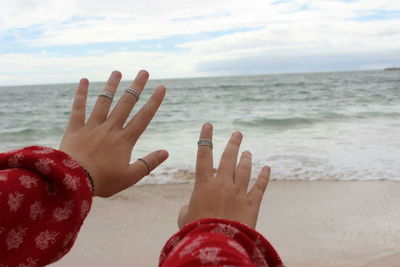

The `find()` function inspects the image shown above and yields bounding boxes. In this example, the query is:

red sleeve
[159,218,284,267]
[0,146,93,266]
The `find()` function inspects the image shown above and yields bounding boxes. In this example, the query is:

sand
[51,181,400,267]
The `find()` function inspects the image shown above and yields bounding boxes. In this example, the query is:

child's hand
[59,70,169,197]
[178,123,270,229]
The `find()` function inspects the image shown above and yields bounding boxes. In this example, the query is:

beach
[51,181,400,267]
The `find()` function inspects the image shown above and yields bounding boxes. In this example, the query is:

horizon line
[0,68,388,88]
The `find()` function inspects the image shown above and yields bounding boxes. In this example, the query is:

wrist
[83,168,95,195]
[58,147,96,196]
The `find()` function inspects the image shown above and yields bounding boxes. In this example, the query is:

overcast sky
[1,0,399,85]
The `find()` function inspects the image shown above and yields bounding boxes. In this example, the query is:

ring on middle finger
[99,90,114,100]
[125,88,140,101]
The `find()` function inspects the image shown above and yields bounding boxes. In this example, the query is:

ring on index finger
[198,139,213,149]
[125,88,140,102]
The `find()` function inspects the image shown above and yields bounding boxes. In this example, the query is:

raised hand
[59,70,169,197]
[178,123,270,229]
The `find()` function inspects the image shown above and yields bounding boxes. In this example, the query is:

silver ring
[125,88,140,101]
[197,139,213,149]
[99,90,114,100]
[137,158,151,175]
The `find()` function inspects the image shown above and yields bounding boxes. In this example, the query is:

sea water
[1,70,399,184]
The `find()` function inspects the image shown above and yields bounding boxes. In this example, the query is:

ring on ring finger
[125,88,140,101]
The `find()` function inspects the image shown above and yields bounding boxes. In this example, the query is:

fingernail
[243,150,252,157]
[157,150,169,160]
[79,78,89,87]
[203,123,212,130]
[138,70,149,79]
[112,70,121,78]
[156,86,166,93]
[232,131,242,138]
[262,166,270,173]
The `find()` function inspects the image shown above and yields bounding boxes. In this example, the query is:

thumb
[177,204,189,229]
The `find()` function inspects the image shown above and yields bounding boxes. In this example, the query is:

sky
[0,0,399,85]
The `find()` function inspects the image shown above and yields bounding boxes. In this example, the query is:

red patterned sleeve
[0,146,93,266]
[159,218,284,267]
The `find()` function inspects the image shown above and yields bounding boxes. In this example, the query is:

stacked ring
[197,139,213,149]
[125,88,140,101]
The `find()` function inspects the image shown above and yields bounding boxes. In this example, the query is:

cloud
[196,50,400,75]
[7,0,399,46]
[177,19,400,54]
[0,50,201,86]
[0,0,400,85]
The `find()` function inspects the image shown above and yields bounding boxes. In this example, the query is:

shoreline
[52,181,400,267]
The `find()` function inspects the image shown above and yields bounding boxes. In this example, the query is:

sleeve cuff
[160,218,284,267]
[0,146,94,195]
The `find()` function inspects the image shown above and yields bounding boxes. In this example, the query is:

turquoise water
[1,70,399,183]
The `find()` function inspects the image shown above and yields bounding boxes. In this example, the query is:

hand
[59,70,169,197]
[178,123,270,229]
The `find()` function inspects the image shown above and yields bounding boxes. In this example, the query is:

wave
[353,111,400,119]
[0,128,36,135]
[233,112,400,129]
[234,117,316,128]
[0,126,64,138]
[137,166,399,185]
[269,82,309,87]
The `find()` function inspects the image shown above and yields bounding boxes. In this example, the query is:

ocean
[1,70,399,184]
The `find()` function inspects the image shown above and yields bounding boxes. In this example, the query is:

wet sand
[51,181,400,267]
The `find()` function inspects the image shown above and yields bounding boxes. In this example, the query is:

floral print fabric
[160,218,284,267]
[0,146,92,266]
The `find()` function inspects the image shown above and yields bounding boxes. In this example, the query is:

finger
[123,85,166,141]
[67,78,88,131]
[86,71,121,126]
[108,70,149,127]
[216,131,243,181]
[178,204,189,229]
[248,166,270,205]
[195,123,213,182]
[235,150,252,192]
[125,150,169,186]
